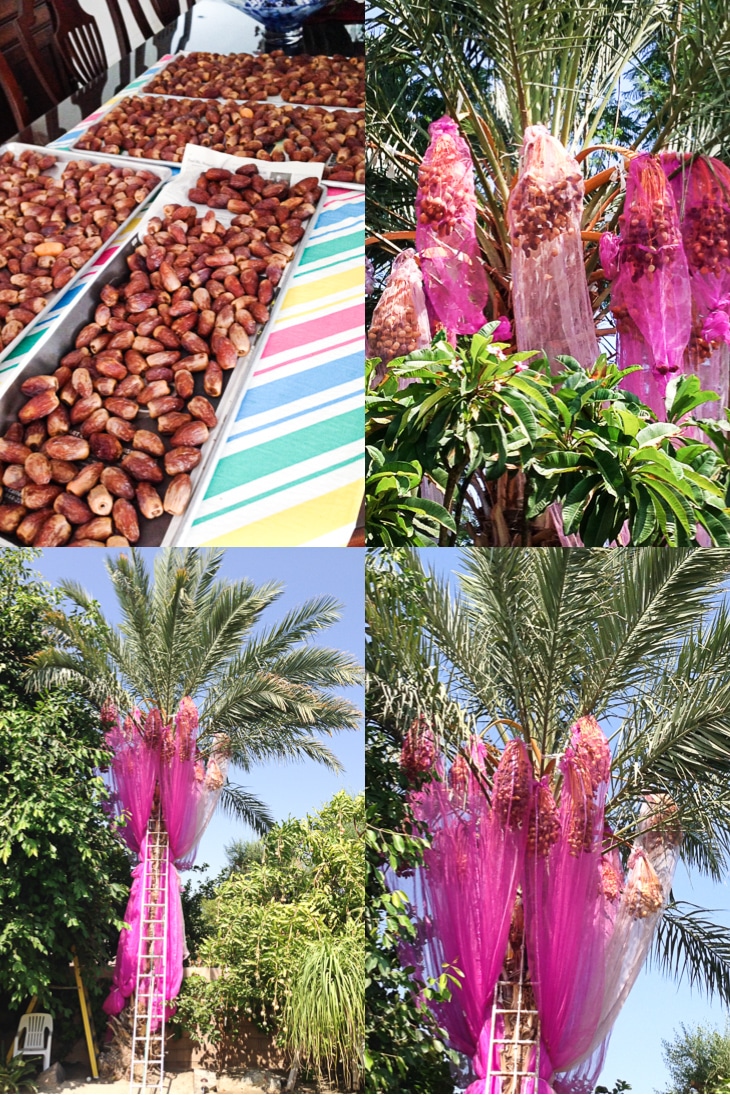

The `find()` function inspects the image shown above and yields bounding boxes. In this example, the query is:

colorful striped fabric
[188,187,364,546]
[2,55,364,546]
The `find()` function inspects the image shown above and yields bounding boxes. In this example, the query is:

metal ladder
[485,941,540,1094]
[129,818,169,1095]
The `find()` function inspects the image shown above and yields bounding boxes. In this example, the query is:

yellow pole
[72,951,99,1079]
[6,998,37,1063]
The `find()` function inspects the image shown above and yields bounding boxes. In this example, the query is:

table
[14,0,364,148]
[6,0,364,547]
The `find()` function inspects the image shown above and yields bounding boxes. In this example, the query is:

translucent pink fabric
[606,153,692,411]
[103,853,146,1016]
[102,697,228,1027]
[415,116,488,336]
[400,729,680,1094]
[161,701,229,869]
[524,719,612,1090]
[366,249,431,384]
[582,799,680,1060]
[663,154,730,349]
[660,153,730,418]
[104,710,158,851]
[409,740,530,1063]
[508,126,598,370]
[411,740,531,1073]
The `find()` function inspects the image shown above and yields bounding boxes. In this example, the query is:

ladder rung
[493,1008,539,1014]
[489,1071,540,1078]
[491,1038,540,1045]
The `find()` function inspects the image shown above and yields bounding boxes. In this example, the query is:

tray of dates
[0,149,325,548]
[0,144,172,364]
[66,93,364,187]
[141,50,364,109]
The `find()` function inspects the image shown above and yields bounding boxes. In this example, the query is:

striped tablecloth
[3,55,364,547]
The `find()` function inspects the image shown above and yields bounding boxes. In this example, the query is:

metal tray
[56,93,364,188]
[0,162,326,547]
[136,50,365,112]
[0,144,173,367]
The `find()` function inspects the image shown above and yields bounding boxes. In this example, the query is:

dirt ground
[55,1062,287,1094]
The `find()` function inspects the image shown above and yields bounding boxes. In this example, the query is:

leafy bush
[0,551,128,1011]
[172,792,364,1089]
[0,1054,38,1094]
[663,1019,730,1093]
[366,327,730,546]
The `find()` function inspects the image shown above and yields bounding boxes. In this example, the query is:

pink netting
[523,720,611,1089]
[103,853,145,1016]
[104,710,158,851]
[367,249,431,384]
[397,724,682,1094]
[582,798,680,1060]
[415,116,488,336]
[408,739,529,1062]
[663,155,730,352]
[661,153,730,418]
[605,153,692,412]
[102,697,228,1028]
[508,125,598,370]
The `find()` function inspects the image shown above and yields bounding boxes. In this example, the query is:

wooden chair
[14,0,69,104]
[47,0,108,88]
[150,0,191,28]
[0,50,30,132]
[48,0,156,90]
[107,0,154,55]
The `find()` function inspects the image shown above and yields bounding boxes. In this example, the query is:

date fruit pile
[509,170,584,254]
[145,51,364,108]
[619,196,682,281]
[0,149,161,348]
[0,164,319,547]
[74,95,364,184]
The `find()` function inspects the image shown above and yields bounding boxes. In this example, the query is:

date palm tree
[366,547,730,1085]
[29,547,362,829]
[27,547,362,1082]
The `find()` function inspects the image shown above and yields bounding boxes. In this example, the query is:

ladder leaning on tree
[129,815,170,1095]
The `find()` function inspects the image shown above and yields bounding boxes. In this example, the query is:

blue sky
[411,547,730,1095]
[29,548,365,877]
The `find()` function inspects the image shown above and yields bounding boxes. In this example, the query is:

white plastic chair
[12,1013,53,1071]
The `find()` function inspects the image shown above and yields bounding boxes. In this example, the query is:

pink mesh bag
[102,697,228,1030]
[523,718,612,1092]
[397,727,680,1095]
[662,153,730,417]
[415,115,488,336]
[508,125,598,370]
[605,153,692,413]
[366,249,431,384]
[408,739,530,1066]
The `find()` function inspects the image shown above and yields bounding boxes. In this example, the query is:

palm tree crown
[366,546,730,1003]
[29,548,363,833]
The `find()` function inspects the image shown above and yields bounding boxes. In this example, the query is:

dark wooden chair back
[150,0,191,28]
[48,0,109,88]
[13,0,69,104]
[107,0,155,56]
[0,49,30,132]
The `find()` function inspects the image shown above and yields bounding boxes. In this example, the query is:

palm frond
[218,783,274,834]
[652,901,730,1006]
